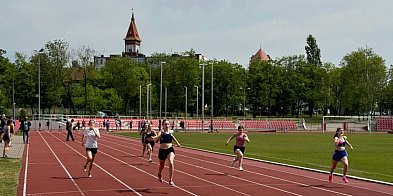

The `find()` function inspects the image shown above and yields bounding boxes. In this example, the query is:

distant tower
[250,47,271,63]
[123,10,143,58]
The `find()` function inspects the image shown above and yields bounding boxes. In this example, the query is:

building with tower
[94,11,145,68]
[250,48,271,63]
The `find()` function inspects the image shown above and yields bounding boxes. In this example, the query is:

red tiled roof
[251,49,270,61]
[124,12,142,42]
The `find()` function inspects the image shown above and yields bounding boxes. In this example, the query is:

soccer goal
[322,116,371,133]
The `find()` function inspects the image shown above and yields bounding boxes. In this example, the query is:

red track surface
[17,131,393,195]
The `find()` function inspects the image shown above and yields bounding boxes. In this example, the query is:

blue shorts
[332,150,348,162]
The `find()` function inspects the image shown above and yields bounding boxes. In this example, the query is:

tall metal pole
[146,84,151,119]
[150,85,152,119]
[194,85,198,130]
[211,62,214,131]
[165,87,167,119]
[139,85,142,119]
[38,54,40,121]
[12,72,15,119]
[201,63,205,132]
[240,87,245,116]
[36,48,44,121]
[184,86,187,126]
[159,62,165,118]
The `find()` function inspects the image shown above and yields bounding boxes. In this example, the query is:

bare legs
[157,152,175,185]
[2,140,10,157]
[329,157,349,183]
[84,150,96,177]
[232,149,244,170]
[147,143,153,162]
[141,143,147,157]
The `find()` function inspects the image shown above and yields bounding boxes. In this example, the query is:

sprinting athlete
[329,127,353,183]
[81,120,101,178]
[226,125,250,171]
[144,123,157,163]
[156,119,181,186]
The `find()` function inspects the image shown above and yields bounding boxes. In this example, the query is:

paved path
[1,134,25,158]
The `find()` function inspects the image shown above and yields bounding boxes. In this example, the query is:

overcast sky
[1,0,393,67]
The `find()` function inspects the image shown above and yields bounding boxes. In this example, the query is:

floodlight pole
[139,85,143,119]
[159,61,166,118]
[194,85,198,129]
[200,63,206,132]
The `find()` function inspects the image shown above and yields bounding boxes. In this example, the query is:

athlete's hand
[81,143,85,146]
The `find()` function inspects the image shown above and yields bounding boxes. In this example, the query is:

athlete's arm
[172,135,181,147]
[226,134,235,145]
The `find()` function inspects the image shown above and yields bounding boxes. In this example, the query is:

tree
[305,35,323,117]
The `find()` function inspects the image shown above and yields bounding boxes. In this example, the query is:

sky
[1,0,393,67]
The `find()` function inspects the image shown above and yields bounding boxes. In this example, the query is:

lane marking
[38,131,85,196]
[23,142,29,196]
[107,133,393,195]
[100,134,304,195]
[46,131,143,196]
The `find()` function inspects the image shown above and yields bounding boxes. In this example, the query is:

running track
[17,131,393,195]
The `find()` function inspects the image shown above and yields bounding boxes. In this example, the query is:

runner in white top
[81,120,100,178]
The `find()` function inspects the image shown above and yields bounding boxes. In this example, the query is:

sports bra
[160,132,173,143]
[337,137,346,147]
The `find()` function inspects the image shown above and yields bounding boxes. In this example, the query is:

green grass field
[117,131,393,183]
[0,158,22,195]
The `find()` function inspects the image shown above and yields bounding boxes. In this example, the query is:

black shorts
[233,145,245,154]
[158,147,175,160]
[2,134,10,142]
[86,148,98,155]
[145,140,155,147]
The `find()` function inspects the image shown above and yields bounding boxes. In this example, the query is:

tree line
[0,35,392,119]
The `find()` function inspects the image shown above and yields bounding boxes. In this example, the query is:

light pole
[35,48,44,121]
[210,62,214,132]
[200,63,206,132]
[139,85,143,119]
[184,86,187,128]
[165,87,167,119]
[146,84,151,119]
[159,61,166,118]
[194,85,198,130]
[12,71,15,119]
[240,87,250,116]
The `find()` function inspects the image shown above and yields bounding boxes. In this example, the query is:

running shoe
[149,159,153,163]
[230,159,235,167]
[88,173,92,178]
[328,174,333,182]
[83,165,87,172]
[239,167,244,171]
[169,180,175,186]
[158,173,162,182]
[343,176,349,183]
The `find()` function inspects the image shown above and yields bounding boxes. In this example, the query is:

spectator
[20,117,31,144]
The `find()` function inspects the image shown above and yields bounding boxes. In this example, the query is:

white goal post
[322,116,371,133]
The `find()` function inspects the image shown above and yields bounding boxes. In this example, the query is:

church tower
[123,10,144,58]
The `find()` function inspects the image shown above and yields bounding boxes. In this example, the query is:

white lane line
[100,134,303,195]
[23,142,29,196]
[55,132,199,196]
[178,146,393,195]
[38,131,85,196]
[46,132,142,196]
[70,132,247,195]
[107,134,393,195]
[97,140,249,196]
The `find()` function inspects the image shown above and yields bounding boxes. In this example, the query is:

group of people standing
[1,114,31,158]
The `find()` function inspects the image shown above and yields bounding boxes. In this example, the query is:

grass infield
[0,158,21,195]
[117,131,393,183]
